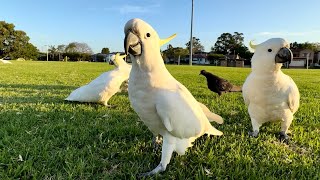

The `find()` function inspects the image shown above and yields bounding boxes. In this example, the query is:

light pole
[46,45,49,61]
[189,0,194,66]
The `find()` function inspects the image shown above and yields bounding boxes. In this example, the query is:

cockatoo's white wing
[66,53,130,104]
[198,102,223,124]
[242,75,251,106]
[155,82,222,139]
[155,89,201,139]
[65,71,114,102]
[287,77,300,113]
[0,59,12,64]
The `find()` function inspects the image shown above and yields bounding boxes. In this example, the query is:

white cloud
[119,5,149,14]
[104,3,160,14]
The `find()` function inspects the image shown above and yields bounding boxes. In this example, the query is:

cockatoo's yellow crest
[249,40,257,49]
[159,34,177,46]
[114,53,127,65]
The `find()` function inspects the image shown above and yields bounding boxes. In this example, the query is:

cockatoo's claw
[152,135,162,152]
[279,131,289,144]
[248,130,259,138]
[138,163,165,177]
[105,104,117,108]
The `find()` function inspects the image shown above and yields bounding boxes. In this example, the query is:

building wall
[299,49,314,61]
[290,59,305,67]
[236,61,244,67]
[221,60,228,66]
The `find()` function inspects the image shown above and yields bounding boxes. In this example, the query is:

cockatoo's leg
[140,137,174,176]
[152,135,162,152]
[102,102,116,108]
[248,118,261,137]
[279,115,293,144]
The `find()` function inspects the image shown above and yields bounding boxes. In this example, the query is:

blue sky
[1,0,320,53]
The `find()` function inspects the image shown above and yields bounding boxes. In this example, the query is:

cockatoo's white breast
[243,72,297,123]
[128,66,168,134]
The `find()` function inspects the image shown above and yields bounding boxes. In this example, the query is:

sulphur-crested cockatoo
[0,59,12,64]
[242,38,300,143]
[124,18,223,176]
[65,53,131,106]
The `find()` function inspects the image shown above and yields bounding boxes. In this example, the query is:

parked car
[3,56,11,60]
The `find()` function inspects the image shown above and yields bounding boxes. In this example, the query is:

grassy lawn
[0,61,319,179]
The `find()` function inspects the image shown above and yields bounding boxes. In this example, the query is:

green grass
[0,61,319,179]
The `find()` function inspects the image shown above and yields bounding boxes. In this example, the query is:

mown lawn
[0,61,319,179]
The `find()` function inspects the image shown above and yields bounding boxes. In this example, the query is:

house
[192,53,210,65]
[184,52,210,65]
[313,51,320,66]
[290,49,320,68]
[220,54,245,67]
[91,53,111,62]
[92,52,129,63]
[290,57,305,68]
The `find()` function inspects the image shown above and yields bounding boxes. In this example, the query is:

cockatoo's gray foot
[279,131,289,144]
[152,135,162,152]
[248,130,259,137]
[139,163,165,177]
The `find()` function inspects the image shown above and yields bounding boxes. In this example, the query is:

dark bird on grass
[199,70,242,96]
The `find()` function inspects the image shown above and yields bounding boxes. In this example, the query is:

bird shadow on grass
[0,83,77,90]
[0,83,78,104]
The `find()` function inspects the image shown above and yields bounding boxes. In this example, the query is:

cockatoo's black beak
[124,31,141,56]
[275,47,293,64]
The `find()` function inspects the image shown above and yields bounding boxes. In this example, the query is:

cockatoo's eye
[268,49,272,52]
[146,33,151,37]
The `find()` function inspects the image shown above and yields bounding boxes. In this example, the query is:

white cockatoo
[65,53,131,106]
[0,59,12,64]
[242,38,300,143]
[124,18,223,176]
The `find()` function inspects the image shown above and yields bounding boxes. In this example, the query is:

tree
[185,37,205,53]
[11,42,39,60]
[64,42,93,61]
[212,32,252,59]
[290,42,302,50]
[290,41,320,51]
[162,44,174,60]
[0,21,39,59]
[173,47,189,59]
[65,42,77,53]
[48,45,57,60]
[162,44,189,63]
[101,47,110,54]
[65,42,93,54]
[57,44,65,60]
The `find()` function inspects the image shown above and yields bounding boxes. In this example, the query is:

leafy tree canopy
[290,41,320,51]
[0,21,39,59]
[65,42,93,54]
[162,44,189,60]
[185,37,205,53]
[212,32,252,59]
[101,47,110,54]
